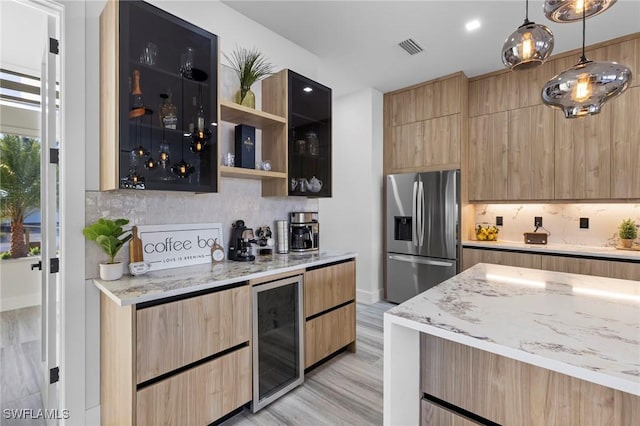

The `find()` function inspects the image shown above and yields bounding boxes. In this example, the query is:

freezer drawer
[386,254,457,304]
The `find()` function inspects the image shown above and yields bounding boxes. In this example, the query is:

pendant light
[502,0,555,70]
[541,4,632,118]
[544,0,617,22]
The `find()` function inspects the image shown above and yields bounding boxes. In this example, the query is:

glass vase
[235,88,255,109]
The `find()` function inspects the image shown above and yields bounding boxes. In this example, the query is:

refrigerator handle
[388,254,454,267]
[412,181,418,247]
[418,180,425,247]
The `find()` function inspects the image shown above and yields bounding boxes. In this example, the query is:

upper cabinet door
[100,0,219,192]
[611,86,640,199]
[554,108,611,200]
[468,112,508,201]
[288,70,332,197]
[508,105,555,200]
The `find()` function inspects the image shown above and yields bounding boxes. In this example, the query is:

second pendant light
[502,0,555,71]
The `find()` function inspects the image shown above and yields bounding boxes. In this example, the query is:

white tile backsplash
[474,203,640,247]
[85,178,317,278]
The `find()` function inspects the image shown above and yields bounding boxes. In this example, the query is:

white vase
[99,262,124,281]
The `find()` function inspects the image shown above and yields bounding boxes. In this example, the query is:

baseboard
[356,287,384,304]
[0,293,40,312]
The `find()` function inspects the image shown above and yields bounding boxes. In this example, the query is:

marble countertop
[386,263,640,395]
[463,240,640,261]
[94,251,356,306]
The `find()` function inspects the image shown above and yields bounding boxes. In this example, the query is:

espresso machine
[289,212,319,252]
[229,220,256,261]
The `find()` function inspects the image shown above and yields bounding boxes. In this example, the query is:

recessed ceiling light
[466,19,481,32]
[303,87,313,93]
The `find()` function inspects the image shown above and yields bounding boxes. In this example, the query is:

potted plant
[83,218,133,280]
[618,218,637,248]
[224,46,273,108]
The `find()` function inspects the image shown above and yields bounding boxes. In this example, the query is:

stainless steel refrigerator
[385,169,460,304]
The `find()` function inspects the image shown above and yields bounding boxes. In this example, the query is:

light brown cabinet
[611,86,640,199]
[305,303,356,368]
[101,284,252,426]
[462,248,542,271]
[468,105,554,201]
[540,255,640,281]
[420,333,639,426]
[303,260,356,369]
[137,347,251,426]
[508,105,555,200]
[467,33,640,202]
[304,260,355,318]
[421,398,480,426]
[384,72,468,174]
[554,108,611,199]
[468,112,508,201]
[463,247,640,281]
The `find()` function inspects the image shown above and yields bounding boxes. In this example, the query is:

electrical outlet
[534,216,543,227]
[580,217,589,229]
[496,216,503,226]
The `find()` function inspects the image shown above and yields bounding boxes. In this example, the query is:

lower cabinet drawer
[421,398,480,426]
[136,346,252,426]
[305,303,355,368]
[136,285,251,384]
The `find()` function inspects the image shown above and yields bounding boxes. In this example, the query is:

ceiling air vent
[398,38,424,55]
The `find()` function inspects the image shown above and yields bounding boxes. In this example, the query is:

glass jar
[306,131,319,157]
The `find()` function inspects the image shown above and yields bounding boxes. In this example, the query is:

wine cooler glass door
[252,275,304,412]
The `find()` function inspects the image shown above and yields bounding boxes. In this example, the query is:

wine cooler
[251,275,304,412]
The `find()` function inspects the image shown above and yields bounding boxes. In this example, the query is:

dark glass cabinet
[102,0,218,192]
[287,71,332,197]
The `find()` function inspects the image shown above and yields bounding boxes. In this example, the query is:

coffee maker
[289,212,319,252]
[228,220,256,261]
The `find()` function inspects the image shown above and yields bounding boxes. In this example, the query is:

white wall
[319,88,384,304]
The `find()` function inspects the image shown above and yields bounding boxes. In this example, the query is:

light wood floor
[222,301,395,426]
[0,306,45,426]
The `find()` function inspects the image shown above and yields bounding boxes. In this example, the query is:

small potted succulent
[83,218,133,280]
[618,218,637,248]
[224,46,273,108]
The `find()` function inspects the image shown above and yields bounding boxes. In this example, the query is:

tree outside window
[0,133,41,258]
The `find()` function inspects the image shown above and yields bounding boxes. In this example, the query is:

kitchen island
[384,263,640,425]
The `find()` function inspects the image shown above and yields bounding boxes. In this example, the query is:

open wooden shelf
[219,166,287,180]
[219,100,286,129]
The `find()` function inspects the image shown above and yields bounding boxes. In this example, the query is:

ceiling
[222,0,640,97]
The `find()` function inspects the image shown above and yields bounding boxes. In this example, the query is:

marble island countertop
[94,250,356,306]
[463,240,640,261]
[386,263,640,396]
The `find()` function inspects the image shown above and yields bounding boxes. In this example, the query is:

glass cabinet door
[288,71,331,197]
[119,1,218,192]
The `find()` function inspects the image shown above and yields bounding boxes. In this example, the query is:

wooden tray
[615,245,640,251]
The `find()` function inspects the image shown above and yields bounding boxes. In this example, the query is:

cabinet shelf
[219,166,286,180]
[220,100,286,129]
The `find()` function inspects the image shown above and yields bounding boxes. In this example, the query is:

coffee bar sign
[136,223,223,271]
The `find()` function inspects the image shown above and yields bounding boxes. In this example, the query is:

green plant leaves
[223,46,273,99]
[83,218,132,263]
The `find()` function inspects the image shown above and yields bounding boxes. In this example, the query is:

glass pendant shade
[541,58,632,118]
[502,21,554,70]
[171,160,194,179]
[544,0,617,22]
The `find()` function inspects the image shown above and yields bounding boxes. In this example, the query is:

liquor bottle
[129,226,144,263]
[129,69,145,119]
[158,92,177,129]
